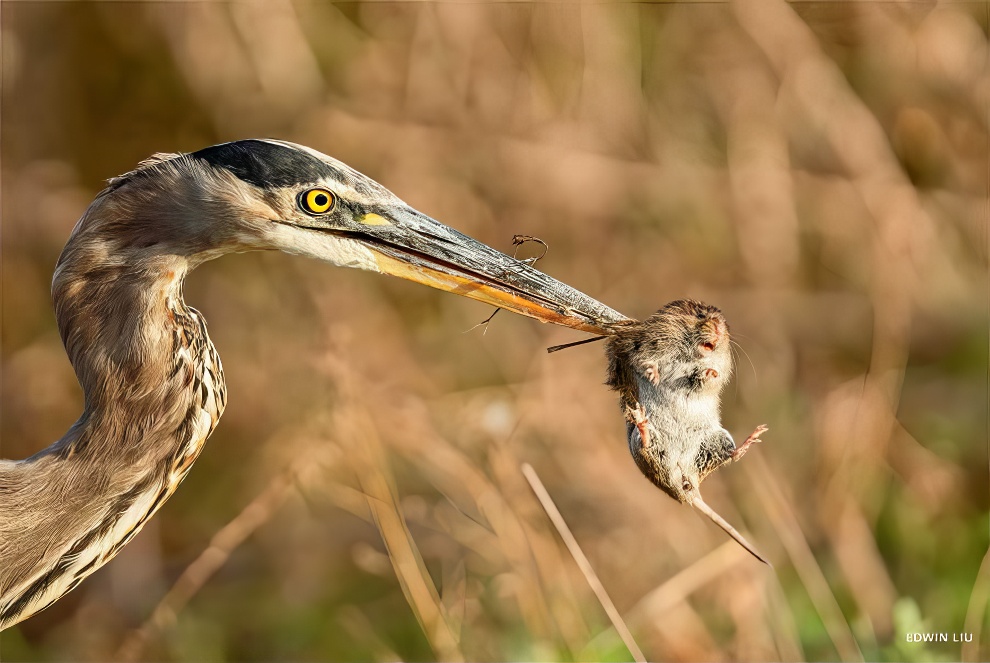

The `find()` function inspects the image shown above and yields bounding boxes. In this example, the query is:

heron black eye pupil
[315,194,327,206]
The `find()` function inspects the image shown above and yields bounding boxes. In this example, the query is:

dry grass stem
[336,606,401,662]
[114,466,299,661]
[360,486,463,662]
[765,575,807,662]
[744,454,864,662]
[326,356,464,662]
[294,473,376,524]
[521,462,647,663]
[374,400,566,647]
[962,547,990,662]
[628,539,748,628]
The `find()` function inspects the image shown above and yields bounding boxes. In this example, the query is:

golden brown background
[1,1,988,661]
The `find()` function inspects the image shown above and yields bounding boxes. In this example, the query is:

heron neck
[53,233,194,412]
[0,219,226,630]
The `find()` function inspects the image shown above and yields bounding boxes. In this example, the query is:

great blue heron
[0,139,629,631]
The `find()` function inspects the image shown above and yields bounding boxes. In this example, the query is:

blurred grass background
[1,1,988,661]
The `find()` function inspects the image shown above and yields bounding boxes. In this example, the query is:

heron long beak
[690,494,771,566]
[346,206,632,334]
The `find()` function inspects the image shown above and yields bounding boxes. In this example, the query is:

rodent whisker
[729,338,758,383]
[728,344,741,400]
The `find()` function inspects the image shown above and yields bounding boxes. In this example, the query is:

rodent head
[605,299,734,397]
[643,299,733,387]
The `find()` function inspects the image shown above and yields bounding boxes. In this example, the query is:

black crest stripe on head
[191,140,331,189]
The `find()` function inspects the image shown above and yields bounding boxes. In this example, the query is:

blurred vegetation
[1,1,988,662]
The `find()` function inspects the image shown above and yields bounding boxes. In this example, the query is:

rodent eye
[682,480,692,492]
[298,188,335,215]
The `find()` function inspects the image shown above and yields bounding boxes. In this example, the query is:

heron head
[100,139,627,334]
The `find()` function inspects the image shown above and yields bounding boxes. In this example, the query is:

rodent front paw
[642,362,660,386]
[731,424,768,461]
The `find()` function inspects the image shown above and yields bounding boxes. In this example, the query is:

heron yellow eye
[299,188,335,215]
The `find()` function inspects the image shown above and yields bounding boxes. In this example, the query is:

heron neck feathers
[0,205,228,629]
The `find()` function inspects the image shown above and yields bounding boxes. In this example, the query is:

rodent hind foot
[624,402,651,449]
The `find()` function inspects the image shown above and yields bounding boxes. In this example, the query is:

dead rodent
[605,299,770,564]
